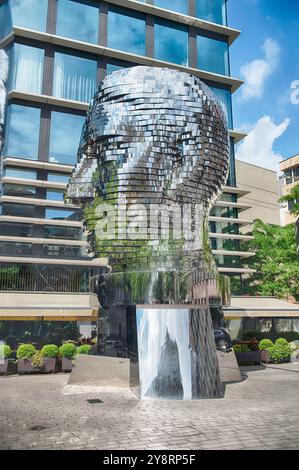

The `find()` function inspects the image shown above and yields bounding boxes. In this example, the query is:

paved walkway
[0,363,298,450]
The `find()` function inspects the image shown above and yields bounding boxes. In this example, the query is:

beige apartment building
[235,160,280,233]
[279,154,299,226]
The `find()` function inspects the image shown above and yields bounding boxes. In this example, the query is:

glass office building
[0,0,252,294]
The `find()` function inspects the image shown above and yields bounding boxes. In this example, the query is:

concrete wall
[236,160,280,232]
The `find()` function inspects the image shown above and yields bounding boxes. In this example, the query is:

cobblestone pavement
[0,363,298,450]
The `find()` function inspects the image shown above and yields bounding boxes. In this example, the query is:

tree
[280,183,299,216]
[232,220,299,300]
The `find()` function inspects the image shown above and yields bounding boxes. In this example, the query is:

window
[4,167,37,180]
[45,208,81,221]
[106,62,128,76]
[8,43,44,94]
[4,104,41,160]
[155,0,188,15]
[10,0,48,31]
[154,19,188,66]
[49,111,85,165]
[196,0,227,26]
[45,225,82,240]
[43,244,81,257]
[0,1,12,39]
[3,184,37,198]
[53,51,97,103]
[108,7,146,56]
[0,242,33,256]
[47,173,70,183]
[56,0,99,44]
[2,203,35,218]
[46,189,65,201]
[1,222,34,237]
[197,34,229,75]
[210,86,232,128]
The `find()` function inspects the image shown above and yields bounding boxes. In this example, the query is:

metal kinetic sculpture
[68,66,230,399]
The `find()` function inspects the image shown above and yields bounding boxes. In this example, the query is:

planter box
[0,359,8,375]
[18,358,35,373]
[235,351,261,365]
[61,357,74,372]
[261,350,271,363]
[43,358,56,373]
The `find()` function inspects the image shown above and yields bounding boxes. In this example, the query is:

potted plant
[0,344,12,375]
[77,344,92,355]
[41,344,59,373]
[31,351,45,372]
[17,344,36,373]
[59,343,77,372]
[259,339,273,363]
[268,338,292,364]
[234,343,261,365]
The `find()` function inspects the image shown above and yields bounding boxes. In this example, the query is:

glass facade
[3,104,41,160]
[155,0,188,15]
[45,208,80,221]
[0,1,12,39]
[53,51,97,103]
[46,189,65,201]
[4,167,37,180]
[2,202,35,218]
[56,0,99,44]
[10,0,48,32]
[44,225,81,240]
[106,62,128,75]
[1,222,34,237]
[197,34,229,75]
[8,43,44,94]
[49,112,85,165]
[196,0,227,26]
[210,86,232,129]
[3,183,37,198]
[47,173,70,183]
[154,19,188,66]
[108,7,146,56]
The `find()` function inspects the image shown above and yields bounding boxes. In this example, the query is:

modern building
[279,154,299,226]
[235,159,280,233]
[0,0,252,328]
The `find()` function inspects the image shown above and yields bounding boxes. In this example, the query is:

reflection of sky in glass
[46,189,65,201]
[0,1,12,39]
[154,19,188,66]
[47,173,70,183]
[56,0,99,44]
[197,35,229,75]
[10,0,48,31]
[4,104,40,159]
[155,0,188,15]
[196,0,227,25]
[106,62,126,75]
[4,167,37,179]
[8,43,44,94]
[45,208,78,220]
[108,7,146,56]
[49,111,85,165]
[53,51,97,102]
[210,86,233,128]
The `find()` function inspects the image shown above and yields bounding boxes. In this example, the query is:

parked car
[214,328,233,352]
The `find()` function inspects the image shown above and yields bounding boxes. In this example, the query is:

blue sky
[228,0,299,171]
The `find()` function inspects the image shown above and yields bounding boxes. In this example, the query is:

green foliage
[258,339,274,351]
[243,330,266,341]
[59,342,77,359]
[236,220,299,300]
[31,351,45,370]
[0,344,12,358]
[279,184,299,216]
[275,338,289,347]
[268,344,292,364]
[17,343,36,359]
[234,344,251,353]
[41,344,59,358]
[77,344,92,355]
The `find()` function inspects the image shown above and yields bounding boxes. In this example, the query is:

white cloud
[236,115,290,171]
[240,38,280,100]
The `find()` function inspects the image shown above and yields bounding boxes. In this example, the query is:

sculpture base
[127,305,224,400]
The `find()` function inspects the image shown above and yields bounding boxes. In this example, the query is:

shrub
[17,343,36,359]
[77,344,92,355]
[289,342,299,354]
[275,338,288,346]
[268,344,292,364]
[59,343,77,359]
[0,344,12,359]
[234,344,251,353]
[41,344,59,358]
[259,339,274,351]
[31,351,45,370]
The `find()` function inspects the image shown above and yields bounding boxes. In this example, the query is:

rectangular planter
[0,359,8,375]
[61,357,73,372]
[235,351,261,365]
[18,358,35,373]
[261,350,271,363]
[43,358,56,373]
